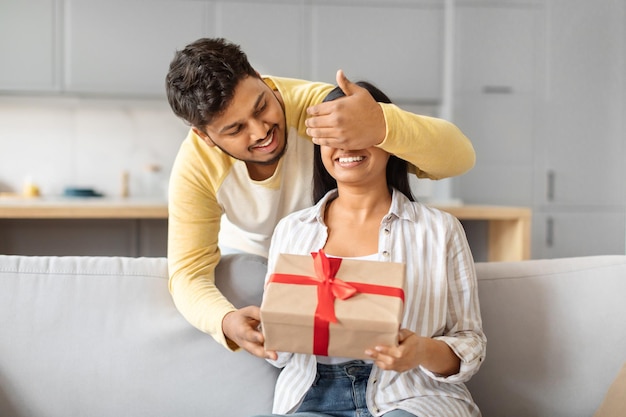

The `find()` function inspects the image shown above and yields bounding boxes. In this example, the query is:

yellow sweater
[167,76,475,349]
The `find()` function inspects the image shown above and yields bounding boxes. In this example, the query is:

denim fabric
[296,360,373,417]
[380,411,417,417]
[251,411,416,417]
[250,361,418,417]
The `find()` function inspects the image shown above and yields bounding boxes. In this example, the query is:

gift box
[260,250,405,360]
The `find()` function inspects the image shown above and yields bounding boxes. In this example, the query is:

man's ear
[192,127,215,147]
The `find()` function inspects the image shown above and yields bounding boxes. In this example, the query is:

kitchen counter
[0,197,169,257]
[0,198,531,261]
[0,196,168,219]
[436,205,532,262]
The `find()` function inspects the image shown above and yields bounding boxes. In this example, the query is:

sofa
[1,253,625,417]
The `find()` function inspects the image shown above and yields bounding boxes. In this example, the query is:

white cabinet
[453,93,535,206]
[1,0,208,97]
[533,211,626,259]
[216,1,446,102]
[531,0,626,258]
[454,0,626,258]
[535,0,625,208]
[213,2,306,78]
[63,1,208,96]
[2,0,447,101]
[452,4,542,207]
[0,0,59,92]
[309,2,444,102]
[454,5,538,95]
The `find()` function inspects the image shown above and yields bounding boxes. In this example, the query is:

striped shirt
[264,188,486,417]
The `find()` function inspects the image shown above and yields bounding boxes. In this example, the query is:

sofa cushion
[4,253,626,417]
[0,254,277,417]
[469,255,626,417]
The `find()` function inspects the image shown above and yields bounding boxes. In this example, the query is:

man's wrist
[221,310,240,350]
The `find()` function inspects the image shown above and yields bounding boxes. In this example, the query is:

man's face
[195,76,287,173]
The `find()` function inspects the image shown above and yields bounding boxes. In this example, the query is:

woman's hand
[365,329,460,375]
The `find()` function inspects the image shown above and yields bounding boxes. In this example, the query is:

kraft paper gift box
[594,362,626,417]
[260,250,405,360]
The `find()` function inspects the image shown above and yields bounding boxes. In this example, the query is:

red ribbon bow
[311,249,357,323]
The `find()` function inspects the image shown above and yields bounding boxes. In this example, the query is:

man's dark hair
[312,81,415,204]
[165,38,258,128]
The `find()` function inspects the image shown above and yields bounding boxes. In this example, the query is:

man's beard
[214,131,288,167]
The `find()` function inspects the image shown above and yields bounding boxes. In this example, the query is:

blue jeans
[253,412,415,417]
[251,360,417,417]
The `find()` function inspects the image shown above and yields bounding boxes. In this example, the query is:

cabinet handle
[547,170,555,201]
[482,85,513,94]
[546,217,554,247]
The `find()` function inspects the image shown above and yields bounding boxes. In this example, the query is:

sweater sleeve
[377,103,475,180]
[167,131,238,350]
[269,77,475,180]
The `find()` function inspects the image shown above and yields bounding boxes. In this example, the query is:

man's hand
[306,69,386,150]
[222,306,277,360]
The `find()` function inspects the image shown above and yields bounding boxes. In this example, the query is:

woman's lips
[337,156,365,163]
[335,154,366,167]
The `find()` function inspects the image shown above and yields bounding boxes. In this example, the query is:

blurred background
[0,0,624,260]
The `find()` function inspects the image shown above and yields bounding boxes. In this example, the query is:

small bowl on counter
[63,187,103,198]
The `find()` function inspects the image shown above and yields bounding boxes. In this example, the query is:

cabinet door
[213,2,306,78]
[64,1,208,96]
[0,219,138,256]
[533,211,626,259]
[452,4,540,207]
[454,5,538,94]
[0,0,58,92]
[536,0,625,207]
[453,93,534,205]
[309,3,443,102]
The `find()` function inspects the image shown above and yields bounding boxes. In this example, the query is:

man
[165,38,475,359]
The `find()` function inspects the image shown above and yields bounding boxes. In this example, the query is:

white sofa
[1,253,625,417]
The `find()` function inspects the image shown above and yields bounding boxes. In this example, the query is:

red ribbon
[268,249,405,356]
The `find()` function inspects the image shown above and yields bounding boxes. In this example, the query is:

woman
[256,83,486,417]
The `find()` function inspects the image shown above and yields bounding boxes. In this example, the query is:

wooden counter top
[433,204,531,221]
[0,198,530,220]
[0,197,168,219]
[0,198,531,261]
[437,205,532,262]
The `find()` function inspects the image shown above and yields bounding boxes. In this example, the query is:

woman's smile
[335,154,366,167]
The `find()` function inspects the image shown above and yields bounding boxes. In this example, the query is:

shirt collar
[293,189,337,224]
[296,188,420,224]
[389,188,421,222]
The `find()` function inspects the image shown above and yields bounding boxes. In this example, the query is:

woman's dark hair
[312,82,416,203]
[165,38,258,128]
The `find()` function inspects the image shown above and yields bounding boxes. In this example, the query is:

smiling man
[165,37,476,359]
[193,75,288,181]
